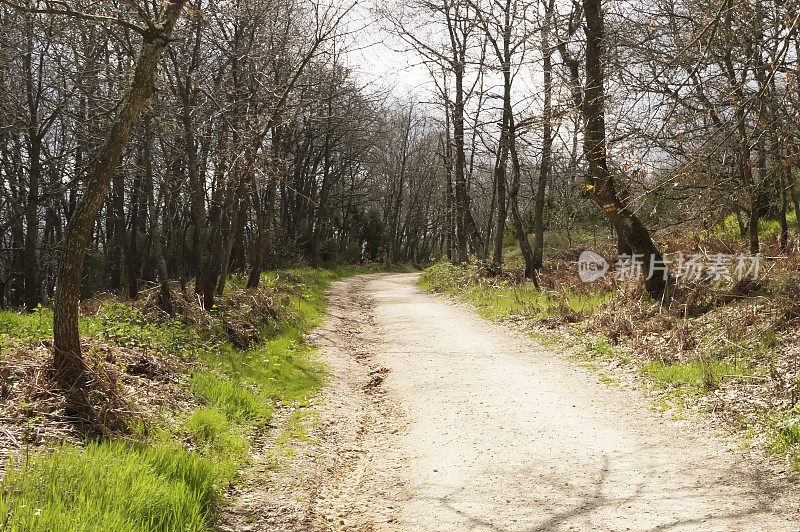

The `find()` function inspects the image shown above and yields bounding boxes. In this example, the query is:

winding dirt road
[222,273,800,531]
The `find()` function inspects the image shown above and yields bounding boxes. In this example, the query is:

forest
[1,0,800,529]
[3,0,799,309]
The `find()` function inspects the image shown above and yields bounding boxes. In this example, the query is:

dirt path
[223,273,800,531]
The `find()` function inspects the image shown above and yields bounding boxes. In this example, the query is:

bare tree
[385,0,485,262]
[581,0,670,298]
[7,0,191,391]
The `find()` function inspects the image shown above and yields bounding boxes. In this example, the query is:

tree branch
[0,0,148,35]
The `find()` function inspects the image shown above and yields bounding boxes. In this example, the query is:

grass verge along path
[0,268,359,531]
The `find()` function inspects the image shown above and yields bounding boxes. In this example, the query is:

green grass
[741,406,800,471]
[418,261,472,292]
[767,414,800,461]
[0,438,219,532]
[419,261,610,322]
[0,267,355,531]
[463,286,609,321]
[715,212,798,241]
[0,307,55,345]
[185,408,249,459]
[0,307,105,348]
[583,336,617,359]
[641,359,755,391]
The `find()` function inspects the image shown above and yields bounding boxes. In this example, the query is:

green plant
[0,308,54,344]
[584,336,616,358]
[745,407,800,470]
[91,304,215,359]
[419,261,472,292]
[641,359,754,391]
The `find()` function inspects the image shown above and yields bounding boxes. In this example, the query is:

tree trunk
[247,128,282,289]
[582,0,670,299]
[217,177,249,295]
[484,165,497,263]
[23,17,42,311]
[509,117,535,279]
[52,1,188,390]
[736,210,748,238]
[791,185,800,241]
[205,172,238,307]
[112,171,135,299]
[617,233,633,256]
[780,151,790,253]
[246,191,267,289]
[144,116,172,313]
[465,208,484,258]
[491,137,509,269]
[491,33,513,270]
[10,192,24,308]
[533,2,555,270]
[0,277,7,310]
[107,193,121,290]
[128,158,144,301]
[442,130,455,261]
[24,134,41,311]
[179,75,209,306]
[747,180,760,254]
[311,128,333,267]
[721,0,758,256]
[510,172,535,280]
[453,61,469,263]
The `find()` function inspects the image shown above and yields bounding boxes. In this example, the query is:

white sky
[340,1,436,101]
[338,0,551,118]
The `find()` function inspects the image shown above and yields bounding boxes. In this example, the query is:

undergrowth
[0,267,358,531]
[420,261,611,322]
[0,439,219,531]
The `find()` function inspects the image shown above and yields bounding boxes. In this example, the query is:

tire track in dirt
[218,275,403,532]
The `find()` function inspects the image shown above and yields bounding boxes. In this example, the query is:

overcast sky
[340,1,434,100]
